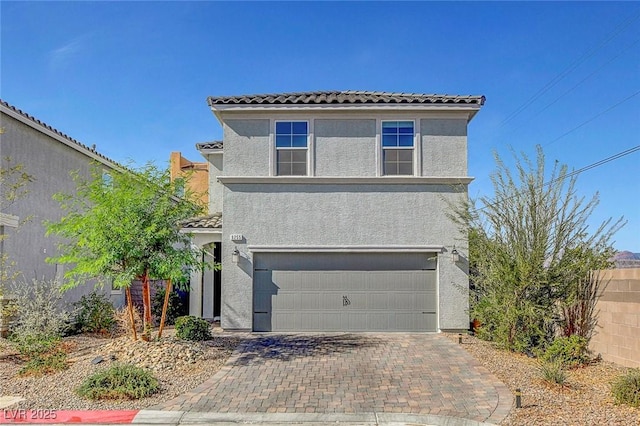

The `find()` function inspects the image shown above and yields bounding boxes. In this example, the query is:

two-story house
[0,100,125,308]
[188,91,485,333]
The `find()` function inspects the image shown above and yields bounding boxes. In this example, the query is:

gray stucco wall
[220,114,469,178]
[213,112,473,332]
[224,119,270,176]
[0,112,124,308]
[421,118,468,176]
[315,119,376,176]
[220,182,469,331]
[206,153,223,213]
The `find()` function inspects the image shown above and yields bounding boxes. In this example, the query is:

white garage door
[253,253,437,332]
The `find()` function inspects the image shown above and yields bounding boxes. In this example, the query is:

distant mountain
[612,251,640,268]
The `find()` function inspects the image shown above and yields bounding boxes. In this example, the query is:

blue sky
[1,1,639,251]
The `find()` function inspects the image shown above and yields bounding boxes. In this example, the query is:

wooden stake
[125,287,137,341]
[158,279,172,339]
[141,271,152,329]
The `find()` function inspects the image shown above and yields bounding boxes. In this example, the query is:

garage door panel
[347,312,368,330]
[346,272,368,291]
[320,272,343,290]
[415,291,438,311]
[368,293,390,310]
[424,273,437,291]
[392,293,417,310]
[253,254,438,332]
[302,273,321,290]
[319,293,340,310]
[300,312,320,330]
[323,312,344,331]
[272,271,299,291]
[273,293,298,310]
[368,314,390,330]
[299,292,320,310]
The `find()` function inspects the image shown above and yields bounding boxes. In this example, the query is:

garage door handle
[422,311,436,314]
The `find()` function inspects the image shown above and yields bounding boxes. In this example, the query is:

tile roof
[196,141,223,150]
[207,91,485,106]
[179,212,222,229]
[0,99,123,168]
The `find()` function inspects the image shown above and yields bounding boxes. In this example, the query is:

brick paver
[153,334,512,424]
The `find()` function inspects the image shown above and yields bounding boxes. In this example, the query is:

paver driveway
[154,334,512,424]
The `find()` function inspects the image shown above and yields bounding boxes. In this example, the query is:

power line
[499,38,640,140]
[498,10,640,128]
[544,90,640,147]
[472,145,640,214]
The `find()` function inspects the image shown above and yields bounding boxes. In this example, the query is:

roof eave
[198,148,223,156]
[1,102,125,172]
[210,102,482,110]
[210,103,483,124]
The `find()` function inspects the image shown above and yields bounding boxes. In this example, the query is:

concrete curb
[133,410,498,425]
[0,409,498,425]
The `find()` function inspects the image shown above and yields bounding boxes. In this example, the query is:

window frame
[273,120,310,176]
[381,120,416,176]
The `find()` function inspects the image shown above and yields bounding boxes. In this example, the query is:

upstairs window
[382,121,414,175]
[275,121,308,176]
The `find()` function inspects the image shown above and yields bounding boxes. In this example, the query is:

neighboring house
[169,151,209,208]
[187,90,485,333]
[0,100,125,307]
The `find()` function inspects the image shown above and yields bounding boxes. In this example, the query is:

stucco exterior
[169,151,209,208]
[314,119,377,176]
[197,91,484,332]
[0,101,125,307]
[220,181,469,330]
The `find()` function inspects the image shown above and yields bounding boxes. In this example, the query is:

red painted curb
[0,410,139,424]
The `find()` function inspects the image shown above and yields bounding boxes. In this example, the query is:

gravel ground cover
[3,330,639,425]
[445,333,640,425]
[0,328,241,410]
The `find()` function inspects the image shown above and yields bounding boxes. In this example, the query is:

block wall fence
[590,268,640,368]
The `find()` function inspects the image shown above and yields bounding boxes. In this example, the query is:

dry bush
[113,306,142,337]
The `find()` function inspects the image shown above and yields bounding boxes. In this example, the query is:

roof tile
[0,99,123,168]
[207,91,485,107]
[179,212,222,229]
[196,141,223,150]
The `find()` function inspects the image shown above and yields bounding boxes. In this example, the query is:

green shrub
[611,369,640,408]
[175,315,211,341]
[73,291,115,335]
[152,288,187,326]
[12,332,58,358]
[77,364,159,400]
[539,361,567,386]
[542,335,590,368]
[7,278,70,375]
[9,278,70,338]
[19,346,67,376]
[11,333,68,376]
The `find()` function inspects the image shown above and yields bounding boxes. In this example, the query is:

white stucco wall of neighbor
[217,112,473,332]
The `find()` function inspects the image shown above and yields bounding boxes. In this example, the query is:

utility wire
[472,145,640,214]
[498,10,640,128]
[544,90,640,147]
[499,38,640,140]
